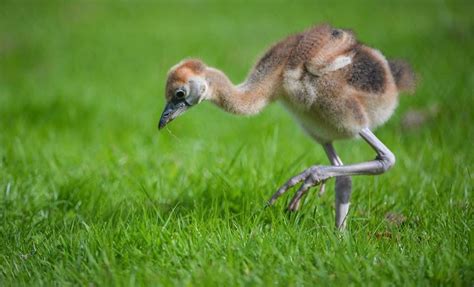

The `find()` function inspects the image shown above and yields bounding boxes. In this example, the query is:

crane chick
[159,24,416,229]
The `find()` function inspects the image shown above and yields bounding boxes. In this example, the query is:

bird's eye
[331,29,341,38]
[175,89,186,99]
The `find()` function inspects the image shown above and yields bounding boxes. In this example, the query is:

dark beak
[158,101,189,130]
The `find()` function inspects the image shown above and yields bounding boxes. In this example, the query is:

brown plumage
[159,23,416,229]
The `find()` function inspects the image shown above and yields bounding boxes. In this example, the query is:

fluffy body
[164,24,415,143]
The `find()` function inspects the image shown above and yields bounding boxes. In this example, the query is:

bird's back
[277,24,415,142]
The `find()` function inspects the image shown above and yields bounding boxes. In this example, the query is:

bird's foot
[267,165,329,211]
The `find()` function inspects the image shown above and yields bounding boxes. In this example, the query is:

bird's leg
[267,128,395,225]
[323,143,352,229]
[287,143,349,212]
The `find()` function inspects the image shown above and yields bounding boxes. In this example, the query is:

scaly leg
[323,143,352,229]
[267,128,395,228]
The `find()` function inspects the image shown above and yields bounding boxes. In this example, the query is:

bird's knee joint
[377,151,396,172]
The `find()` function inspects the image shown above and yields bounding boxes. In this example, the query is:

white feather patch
[319,55,352,74]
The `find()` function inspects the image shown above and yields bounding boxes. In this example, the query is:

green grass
[0,1,472,286]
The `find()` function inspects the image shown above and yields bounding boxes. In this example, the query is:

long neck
[204,66,281,115]
[204,34,300,115]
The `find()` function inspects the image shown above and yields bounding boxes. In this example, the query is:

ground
[0,1,472,286]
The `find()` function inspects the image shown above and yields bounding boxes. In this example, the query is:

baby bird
[159,24,416,229]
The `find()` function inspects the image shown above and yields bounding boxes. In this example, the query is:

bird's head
[159,59,209,129]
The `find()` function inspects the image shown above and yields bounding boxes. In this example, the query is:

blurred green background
[0,1,472,286]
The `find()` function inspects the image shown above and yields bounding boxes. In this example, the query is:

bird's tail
[388,59,416,94]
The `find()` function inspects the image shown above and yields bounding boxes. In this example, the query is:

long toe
[268,166,326,209]
[287,180,315,211]
[267,172,307,206]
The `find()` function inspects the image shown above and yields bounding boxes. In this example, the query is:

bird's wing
[292,25,357,77]
[304,52,355,77]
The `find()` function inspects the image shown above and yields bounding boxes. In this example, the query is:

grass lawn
[0,1,472,286]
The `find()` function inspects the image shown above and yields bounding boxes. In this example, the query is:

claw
[267,165,328,210]
[288,180,317,211]
[267,171,307,206]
